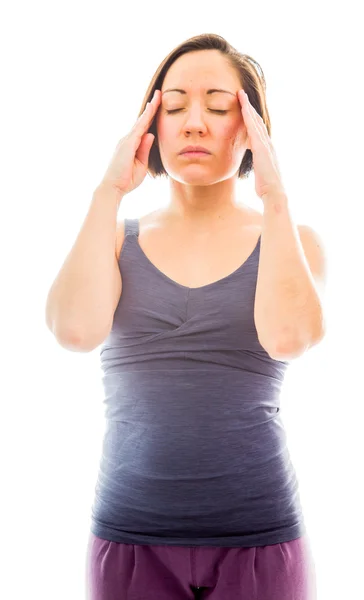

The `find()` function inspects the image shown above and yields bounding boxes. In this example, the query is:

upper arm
[297,224,328,343]
[297,224,328,307]
[67,220,125,353]
[110,219,125,316]
[115,218,126,261]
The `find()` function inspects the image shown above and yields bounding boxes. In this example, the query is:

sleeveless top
[89,217,306,547]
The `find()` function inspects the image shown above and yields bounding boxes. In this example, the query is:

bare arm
[45,184,123,350]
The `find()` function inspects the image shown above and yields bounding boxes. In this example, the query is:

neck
[166,178,243,229]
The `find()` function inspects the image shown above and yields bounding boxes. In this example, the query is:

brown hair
[138,33,272,180]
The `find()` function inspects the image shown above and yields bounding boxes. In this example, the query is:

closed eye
[166,109,228,115]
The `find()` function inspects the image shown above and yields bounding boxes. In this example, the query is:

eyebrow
[162,88,235,96]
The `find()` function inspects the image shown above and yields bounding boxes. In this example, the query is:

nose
[181,106,209,134]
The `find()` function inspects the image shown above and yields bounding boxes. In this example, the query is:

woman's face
[155,49,250,183]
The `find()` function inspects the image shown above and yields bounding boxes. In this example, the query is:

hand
[99,89,162,196]
[238,89,286,204]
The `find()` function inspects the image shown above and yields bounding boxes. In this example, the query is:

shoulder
[115,209,161,260]
[242,206,263,228]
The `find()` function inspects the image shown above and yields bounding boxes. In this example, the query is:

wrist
[94,183,124,207]
[262,191,288,212]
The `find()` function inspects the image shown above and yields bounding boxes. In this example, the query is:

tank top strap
[124,218,140,238]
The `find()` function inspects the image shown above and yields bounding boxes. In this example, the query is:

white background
[2,1,363,598]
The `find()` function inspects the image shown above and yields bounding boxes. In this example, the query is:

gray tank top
[90,217,306,547]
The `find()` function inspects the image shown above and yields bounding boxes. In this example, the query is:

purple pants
[86,532,317,599]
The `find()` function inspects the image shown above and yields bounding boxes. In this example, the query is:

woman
[48,33,325,600]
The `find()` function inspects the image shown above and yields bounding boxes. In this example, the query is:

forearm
[45,184,123,342]
[254,194,324,357]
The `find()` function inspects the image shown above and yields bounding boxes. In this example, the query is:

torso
[116,207,263,289]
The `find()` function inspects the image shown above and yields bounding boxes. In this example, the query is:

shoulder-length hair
[138,33,272,180]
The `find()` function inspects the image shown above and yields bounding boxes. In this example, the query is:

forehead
[162,50,240,95]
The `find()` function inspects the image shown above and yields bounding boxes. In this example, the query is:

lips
[179,145,211,154]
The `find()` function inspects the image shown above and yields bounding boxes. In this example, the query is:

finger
[238,89,249,106]
[240,92,269,145]
[146,90,161,120]
[135,92,160,133]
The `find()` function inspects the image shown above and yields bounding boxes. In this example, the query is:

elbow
[53,329,91,353]
[53,326,109,353]
[262,337,308,361]
[266,323,326,361]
